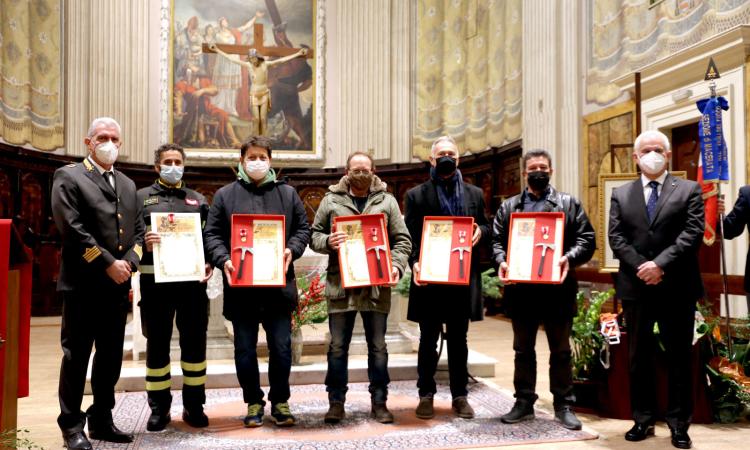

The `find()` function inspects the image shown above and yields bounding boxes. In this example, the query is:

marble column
[522,0,582,196]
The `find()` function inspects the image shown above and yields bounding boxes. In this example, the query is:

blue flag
[696,96,730,182]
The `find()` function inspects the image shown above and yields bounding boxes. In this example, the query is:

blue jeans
[232,313,291,406]
[325,311,389,403]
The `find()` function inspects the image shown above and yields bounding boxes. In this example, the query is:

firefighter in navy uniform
[52,117,144,450]
[136,143,212,431]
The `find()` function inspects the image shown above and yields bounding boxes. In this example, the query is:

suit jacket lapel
[629,179,649,225]
[83,159,117,200]
[426,181,441,214]
[650,173,677,226]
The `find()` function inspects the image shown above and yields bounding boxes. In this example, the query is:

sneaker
[500,399,535,424]
[554,406,582,430]
[415,395,434,419]
[452,396,475,419]
[243,403,264,428]
[371,402,394,424]
[183,407,209,428]
[146,410,170,432]
[324,401,345,424]
[271,402,296,427]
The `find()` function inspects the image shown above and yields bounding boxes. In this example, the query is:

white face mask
[160,165,184,185]
[244,159,269,180]
[95,141,119,165]
[637,151,666,175]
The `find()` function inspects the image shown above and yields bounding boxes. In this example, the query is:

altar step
[86,350,497,394]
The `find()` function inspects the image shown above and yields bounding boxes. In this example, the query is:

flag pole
[707,75,733,355]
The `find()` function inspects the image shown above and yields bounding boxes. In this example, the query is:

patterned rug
[94,380,597,449]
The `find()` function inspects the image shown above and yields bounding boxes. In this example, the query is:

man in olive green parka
[310,151,411,424]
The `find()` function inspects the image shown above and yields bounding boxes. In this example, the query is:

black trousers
[417,316,470,398]
[57,290,129,433]
[623,298,695,428]
[139,276,209,413]
[511,313,574,409]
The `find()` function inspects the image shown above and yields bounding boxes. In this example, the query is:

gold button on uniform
[118,245,123,251]
[117,213,122,219]
[119,228,124,234]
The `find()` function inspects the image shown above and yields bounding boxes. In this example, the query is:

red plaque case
[229,214,286,287]
[506,212,565,284]
[333,213,393,288]
[416,216,475,286]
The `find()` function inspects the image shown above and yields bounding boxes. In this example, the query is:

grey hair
[430,135,458,155]
[87,117,121,137]
[634,130,670,153]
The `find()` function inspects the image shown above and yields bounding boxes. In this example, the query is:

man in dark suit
[492,149,595,431]
[404,135,490,420]
[52,117,144,450]
[720,186,750,315]
[609,130,704,449]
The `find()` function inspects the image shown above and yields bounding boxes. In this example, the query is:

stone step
[86,350,497,394]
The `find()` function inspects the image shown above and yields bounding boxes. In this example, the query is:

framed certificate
[333,213,392,288]
[416,216,475,285]
[230,214,286,287]
[506,212,565,284]
[151,212,205,283]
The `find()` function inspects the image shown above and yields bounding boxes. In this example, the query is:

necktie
[646,180,659,222]
[103,171,115,189]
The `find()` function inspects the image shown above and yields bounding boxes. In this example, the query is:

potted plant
[571,288,615,410]
[700,306,750,423]
[291,271,327,365]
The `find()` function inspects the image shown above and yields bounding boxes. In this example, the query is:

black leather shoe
[554,406,582,430]
[624,422,655,441]
[500,399,535,424]
[146,410,171,432]
[670,427,692,449]
[183,408,209,428]
[62,431,92,450]
[88,423,134,443]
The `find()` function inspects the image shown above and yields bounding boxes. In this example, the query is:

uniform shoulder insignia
[66,163,76,168]
[82,158,94,172]
[82,246,102,263]
[144,197,159,206]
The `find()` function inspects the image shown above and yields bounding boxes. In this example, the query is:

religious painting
[170,0,315,155]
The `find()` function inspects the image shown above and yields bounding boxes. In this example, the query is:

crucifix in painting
[204,21,313,137]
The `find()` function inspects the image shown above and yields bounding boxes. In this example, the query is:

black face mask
[527,171,550,191]
[435,156,457,177]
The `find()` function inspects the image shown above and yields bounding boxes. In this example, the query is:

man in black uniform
[137,143,212,431]
[52,117,144,450]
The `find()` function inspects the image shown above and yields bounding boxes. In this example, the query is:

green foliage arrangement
[571,289,615,380]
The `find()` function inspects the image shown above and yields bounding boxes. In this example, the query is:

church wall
[64,0,161,164]
[63,0,414,167]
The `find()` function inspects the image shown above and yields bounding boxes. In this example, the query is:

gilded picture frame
[168,0,321,163]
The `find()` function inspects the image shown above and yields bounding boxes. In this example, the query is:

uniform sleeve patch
[83,246,102,263]
[133,244,143,259]
[185,198,199,206]
[144,197,159,206]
